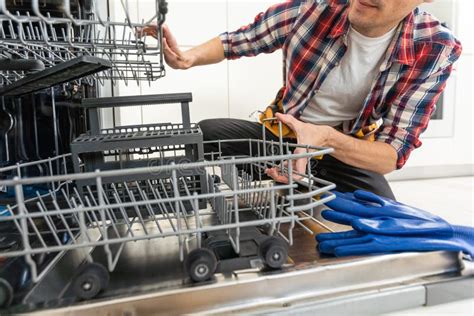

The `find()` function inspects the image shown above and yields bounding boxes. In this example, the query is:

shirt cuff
[376,127,421,169]
[219,32,233,60]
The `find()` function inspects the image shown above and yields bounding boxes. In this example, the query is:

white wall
[114,0,473,178]
[113,0,283,125]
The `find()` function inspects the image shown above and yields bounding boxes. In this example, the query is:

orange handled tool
[258,88,296,139]
[354,118,384,142]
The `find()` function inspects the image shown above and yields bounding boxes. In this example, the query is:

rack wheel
[186,248,217,282]
[259,237,288,269]
[211,175,221,184]
[72,263,110,300]
[0,278,13,308]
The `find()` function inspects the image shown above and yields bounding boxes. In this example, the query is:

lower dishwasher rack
[0,138,472,314]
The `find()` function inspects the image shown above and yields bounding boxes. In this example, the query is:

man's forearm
[186,37,225,67]
[325,127,398,175]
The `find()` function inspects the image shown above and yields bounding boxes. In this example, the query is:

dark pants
[199,118,395,200]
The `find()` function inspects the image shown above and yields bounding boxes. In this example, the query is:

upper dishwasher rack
[0,0,168,86]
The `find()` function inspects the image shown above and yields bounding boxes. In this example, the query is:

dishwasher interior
[0,1,472,315]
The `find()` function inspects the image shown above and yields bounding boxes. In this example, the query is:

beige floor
[390,177,473,226]
[386,177,473,315]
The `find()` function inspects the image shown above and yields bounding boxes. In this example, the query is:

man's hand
[265,112,398,178]
[137,24,195,69]
[266,113,331,183]
[136,24,225,69]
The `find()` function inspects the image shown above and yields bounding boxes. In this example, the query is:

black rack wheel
[211,174,221,184]
[0,278,13,308]
[259,237,288,269]
[186,248,217,283]
[72,263,110,301]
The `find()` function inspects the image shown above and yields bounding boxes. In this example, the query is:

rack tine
[110,194,135,238]
[72,187,95,224]
[31,0,52,24]
[92,0,106,27]
[84,195,102,231]
[84,185,119,238]
[7,19,16,40]
[159,179,178,216]
[51,199,78,245]
[120,0,134,30]
[95,175,114,271]
[134,181,163,234]
[0,0,26,45]
[65,21,79,49]
[27,213,48,250]
[97,188,122,238]
[69,197,93,243]
[123,182,149,234]
[6,205,26,241]
[147,180,176,232]
[35,193,62,246]
[62,0,79,26]
[110,183,136,237]
[0,22,5,39]
[192,193,202,248]
[111,24,118,49]
[171,166,185,261]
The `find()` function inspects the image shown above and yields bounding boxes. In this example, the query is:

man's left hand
[265,113,332,183]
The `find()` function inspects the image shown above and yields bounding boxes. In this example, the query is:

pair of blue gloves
[316,190,474,260]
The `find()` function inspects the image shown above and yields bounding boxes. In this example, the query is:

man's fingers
[163,38,178,58]
[136,25,158,38]
[163,33,185,60]
[162,24,180,52]
[266,161,305,183]
[275,113,299,131]
[135,26,147,38]
[266,168,290,184]
[162,24,171,37]
[163,38,182,67]
[293,148,311,177]
[295,158,308,176]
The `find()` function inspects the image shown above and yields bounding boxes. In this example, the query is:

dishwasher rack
[0,0,169,188]
[0,137,335,307]
[0,0,168,86]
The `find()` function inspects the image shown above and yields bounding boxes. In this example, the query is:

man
[141,0,461,199]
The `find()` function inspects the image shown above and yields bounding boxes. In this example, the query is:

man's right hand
[137,24,195,70]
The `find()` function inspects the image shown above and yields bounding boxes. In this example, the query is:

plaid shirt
[219,0,462,169]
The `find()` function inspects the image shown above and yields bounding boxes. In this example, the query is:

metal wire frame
[0,0,167,85]
[0,138,335,284]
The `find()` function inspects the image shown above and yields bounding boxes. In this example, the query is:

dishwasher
[0,1,472,315]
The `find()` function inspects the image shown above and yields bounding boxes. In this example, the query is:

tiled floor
[386,177,473,315]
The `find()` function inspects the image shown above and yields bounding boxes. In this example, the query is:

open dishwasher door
[16,203,474,315]
[1,154,472,315]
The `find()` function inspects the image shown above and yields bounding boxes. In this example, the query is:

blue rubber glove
[322,190,453,236]
[0,205,12,216]
[317,225,474,260]
[0,185,49,199]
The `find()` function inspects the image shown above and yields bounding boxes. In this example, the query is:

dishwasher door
[14,203,473,315]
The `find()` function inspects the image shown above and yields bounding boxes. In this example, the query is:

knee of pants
[198,119,218,141]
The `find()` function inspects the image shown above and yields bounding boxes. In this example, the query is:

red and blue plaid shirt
[219,0,462,169]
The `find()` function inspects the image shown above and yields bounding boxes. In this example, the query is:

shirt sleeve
[376,42,462,169]
[219,1,302,60]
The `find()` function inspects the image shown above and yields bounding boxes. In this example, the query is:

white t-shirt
[300,26,397,126]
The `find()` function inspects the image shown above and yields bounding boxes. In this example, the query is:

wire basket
[0,138,335,292]
[0,0,167,86]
